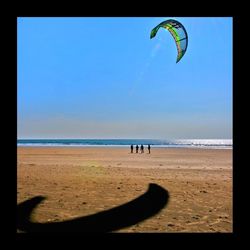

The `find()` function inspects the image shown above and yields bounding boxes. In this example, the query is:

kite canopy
[150,19,188,63]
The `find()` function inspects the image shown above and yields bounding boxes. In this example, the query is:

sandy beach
[17,146,232,233]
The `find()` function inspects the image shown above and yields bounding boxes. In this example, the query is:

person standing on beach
[148,144,151,154]
[136,145,139,153]
[130,144,134,153]
[140,144,144,153]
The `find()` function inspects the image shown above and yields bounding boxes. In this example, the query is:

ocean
[17,139,232,149]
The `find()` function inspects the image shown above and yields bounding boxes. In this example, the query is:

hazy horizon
[18,137,232,140]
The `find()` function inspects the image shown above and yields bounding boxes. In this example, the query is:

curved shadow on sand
[17,183,169,232]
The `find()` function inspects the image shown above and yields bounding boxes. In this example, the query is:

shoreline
[17,145,232,150]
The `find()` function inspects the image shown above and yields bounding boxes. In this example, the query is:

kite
[150,19,188,63]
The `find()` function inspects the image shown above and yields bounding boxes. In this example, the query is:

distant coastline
[17,139,232,149]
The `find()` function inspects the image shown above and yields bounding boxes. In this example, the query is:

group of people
[130,144,151,154]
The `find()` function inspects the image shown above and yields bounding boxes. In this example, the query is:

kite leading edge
[150,19,188,63]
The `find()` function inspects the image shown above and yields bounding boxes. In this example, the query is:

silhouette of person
[148,144,151,154]
[130,144,133,153]
[140,144,144,153]
[136,145,139,153]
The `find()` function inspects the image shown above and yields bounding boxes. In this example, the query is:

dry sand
[17,146,232,232]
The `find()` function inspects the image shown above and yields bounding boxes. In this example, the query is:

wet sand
[17,147,232,232]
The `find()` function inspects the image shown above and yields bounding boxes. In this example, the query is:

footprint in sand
[167,223,175,227]
[192,216,200,220]
[199,190,208,193]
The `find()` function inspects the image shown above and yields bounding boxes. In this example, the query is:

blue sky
[17,17,232,139]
